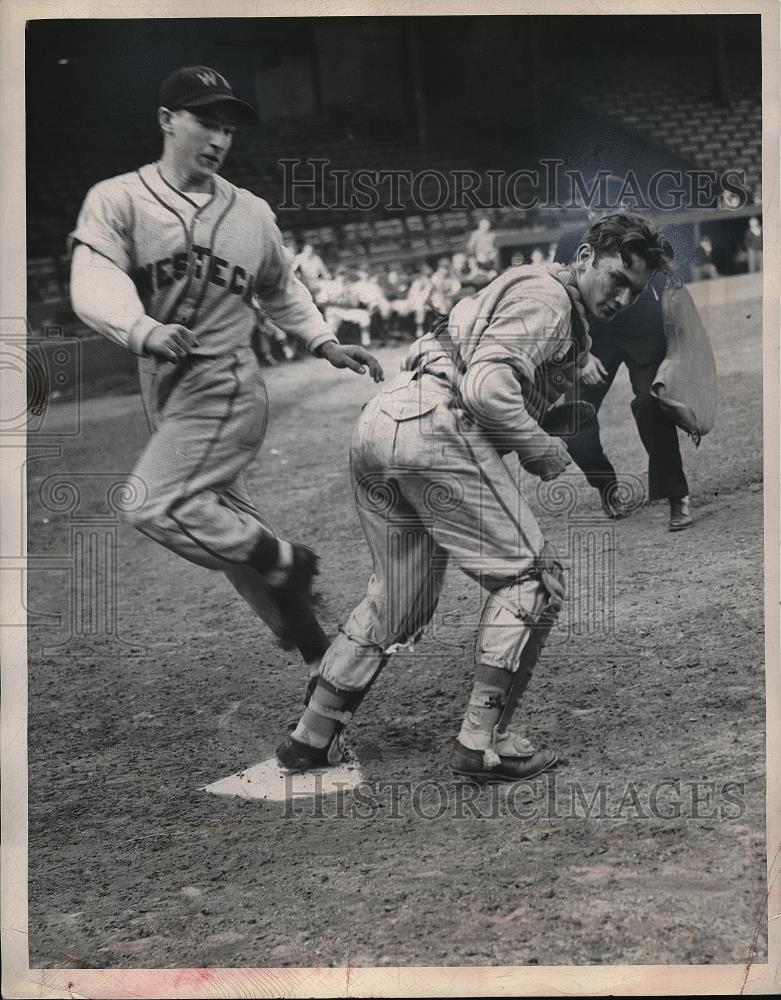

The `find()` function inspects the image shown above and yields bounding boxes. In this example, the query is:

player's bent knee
[126,503,153,533]
[125,498,172,539]
[319,630,387,690]
[476,599,534,672]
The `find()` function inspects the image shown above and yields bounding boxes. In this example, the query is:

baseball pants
[129,346,286,637]
[317,371,553,693]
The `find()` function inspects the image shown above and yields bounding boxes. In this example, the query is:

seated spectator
[467,255,494,289]
[251,299,297,366]
[744,217,763,273]
[509,250,526,267]
[353,268,393,345]
[320,268,372,347]
[405,264,434,339]
[378,265,414,339]
[429,257,462,316]
[378,264,411,302]
[293,243,331,299]
[689,237,719,281]
[529,246,546,266]
[450,252,471,281]
[546,242,558,263]
[476,260,499,283]
[451,253,491,297]
[466,217,499,270]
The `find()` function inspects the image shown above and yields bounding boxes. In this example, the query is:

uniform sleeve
[69,180,134,273]
[254,203,337,355]
[70,243,159,356]
[459,290,572,462]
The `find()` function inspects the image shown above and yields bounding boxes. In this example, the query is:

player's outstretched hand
[144,324,198,363]
[580,352,608,386]
[319,342,385,382]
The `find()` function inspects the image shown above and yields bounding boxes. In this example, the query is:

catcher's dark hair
[582,212,675,276]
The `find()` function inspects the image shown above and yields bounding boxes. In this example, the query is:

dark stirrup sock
[247,530,281,575]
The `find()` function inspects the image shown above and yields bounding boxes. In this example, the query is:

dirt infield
[26,274,767,969]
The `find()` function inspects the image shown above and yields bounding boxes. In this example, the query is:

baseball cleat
[268,544,322,649]
[450,739,558,783]
[275,733,346,772]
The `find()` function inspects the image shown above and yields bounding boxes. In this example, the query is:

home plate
[200,756,365,801]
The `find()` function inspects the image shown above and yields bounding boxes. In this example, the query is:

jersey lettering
[173,251,188,280]
[132,247,253,301]
[71,164,332,355]
[192,244,210,279]
[209,256,228,287]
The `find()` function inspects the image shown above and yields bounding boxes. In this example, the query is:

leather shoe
[600,486,634,520]
[275,732,346,771]
[669,496,693,531]
[450,739,558,783]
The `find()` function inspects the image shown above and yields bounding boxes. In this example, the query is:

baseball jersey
[406,265,585,459]
[70,163,336,357]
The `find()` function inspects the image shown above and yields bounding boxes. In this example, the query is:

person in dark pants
[555,224,693,530]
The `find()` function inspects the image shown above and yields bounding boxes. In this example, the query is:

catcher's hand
[521,446,572,482]
[540,401,596,437]
[319,342,384,382]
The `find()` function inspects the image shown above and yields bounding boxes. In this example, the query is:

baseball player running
[69,65,383,675]
[277,213,673,781]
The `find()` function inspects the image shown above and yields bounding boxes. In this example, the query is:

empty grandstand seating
[566,56,761,202]
[26,49,762,320]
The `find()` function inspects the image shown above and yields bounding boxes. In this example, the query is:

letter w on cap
[196,69,226,88]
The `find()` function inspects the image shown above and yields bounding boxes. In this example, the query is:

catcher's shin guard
[494,542,565,737]
[284,654,391,767]
[318,653,391,735]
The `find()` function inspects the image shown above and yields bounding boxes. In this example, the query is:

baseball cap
[159,66,257,125]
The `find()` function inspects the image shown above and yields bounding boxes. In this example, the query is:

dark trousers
[565,350,688,503]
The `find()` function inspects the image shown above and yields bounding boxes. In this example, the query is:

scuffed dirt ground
[26,276,767,969]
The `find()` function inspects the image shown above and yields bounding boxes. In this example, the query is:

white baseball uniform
[70,163,338,640]
[317,266,587,693]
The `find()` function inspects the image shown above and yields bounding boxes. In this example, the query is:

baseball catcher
[277,213,674,781]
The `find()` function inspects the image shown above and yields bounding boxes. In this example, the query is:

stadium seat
[441,210,471,232]
[374,218,406,239]
[404,215,426,234]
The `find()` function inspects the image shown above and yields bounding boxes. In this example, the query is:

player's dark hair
[583,212,675,275]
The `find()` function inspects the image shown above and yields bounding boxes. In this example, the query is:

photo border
[2,1,778,996]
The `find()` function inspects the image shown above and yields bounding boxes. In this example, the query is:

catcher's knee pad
[475,584,544,673]
[319,627,390,691]
[475,542,565,674]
